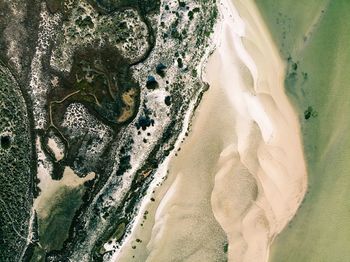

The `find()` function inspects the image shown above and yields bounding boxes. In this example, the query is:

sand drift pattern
[115,0,307,261]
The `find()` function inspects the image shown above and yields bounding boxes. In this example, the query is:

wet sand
[115,0,307,261]
[255,1,350,261]
[34,138,95,219]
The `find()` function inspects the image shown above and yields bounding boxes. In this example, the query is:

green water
[255,0,350,261]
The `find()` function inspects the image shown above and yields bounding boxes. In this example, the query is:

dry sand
[115,0,307,261]
[208,0,307,260]
[47,137,64,161]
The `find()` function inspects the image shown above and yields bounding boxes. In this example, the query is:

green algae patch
[38,186,84,251]
[34,166,96,252]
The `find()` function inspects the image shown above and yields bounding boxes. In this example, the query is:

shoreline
[209,0,308,260]
[113,0,307,261]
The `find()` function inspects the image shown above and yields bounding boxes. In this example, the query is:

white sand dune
[209,0,307,261]
[115,0,307,261]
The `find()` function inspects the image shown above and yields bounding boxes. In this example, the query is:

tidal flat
[256,0,350,261]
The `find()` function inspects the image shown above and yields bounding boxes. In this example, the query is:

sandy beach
[115,0,307,261]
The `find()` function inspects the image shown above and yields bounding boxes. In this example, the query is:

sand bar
[114,0,307,261]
